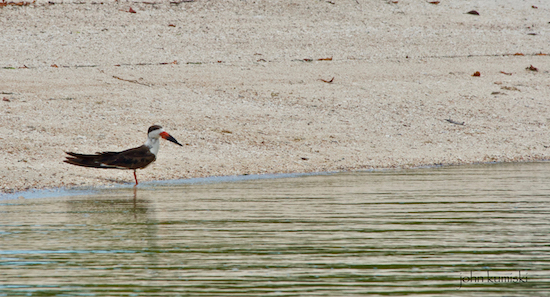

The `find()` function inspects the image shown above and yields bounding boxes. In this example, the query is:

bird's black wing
[64,145,156,170]
[105,146,157,170]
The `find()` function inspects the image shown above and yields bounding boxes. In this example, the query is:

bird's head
[148,125,183,146]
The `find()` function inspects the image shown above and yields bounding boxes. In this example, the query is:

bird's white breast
[145,137,160,156]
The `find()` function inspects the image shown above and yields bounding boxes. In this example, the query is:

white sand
[1,0,549,192]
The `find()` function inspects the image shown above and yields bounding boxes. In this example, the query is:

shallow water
[1,162,550,296]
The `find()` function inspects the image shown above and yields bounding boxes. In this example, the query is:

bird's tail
[64,152,120,169]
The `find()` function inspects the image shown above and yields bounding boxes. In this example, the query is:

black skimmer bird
[64,125,182,186]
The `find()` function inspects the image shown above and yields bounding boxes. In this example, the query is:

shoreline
[3,159,548,199]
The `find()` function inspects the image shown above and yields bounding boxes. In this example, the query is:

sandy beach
[1,0,549,193]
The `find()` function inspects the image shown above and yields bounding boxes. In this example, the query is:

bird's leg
[133,186,137,214]
[133,169,138,187]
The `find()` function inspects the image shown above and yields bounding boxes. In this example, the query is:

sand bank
[1,0,549,193]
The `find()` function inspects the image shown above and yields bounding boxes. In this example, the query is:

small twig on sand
[320,77,334,83]
[170,0,194,4]
[445,118,465,125]
[112,75,151,86]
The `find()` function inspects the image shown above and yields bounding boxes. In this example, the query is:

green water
[1,163,550,296]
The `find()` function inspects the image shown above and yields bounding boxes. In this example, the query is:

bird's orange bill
[160,131,183,146]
